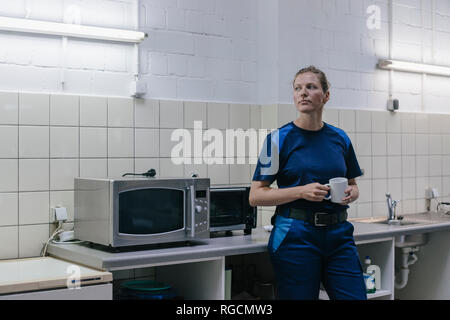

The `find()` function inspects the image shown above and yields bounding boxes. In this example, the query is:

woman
[249,66,366,300]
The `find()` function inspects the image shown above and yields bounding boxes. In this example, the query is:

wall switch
[130,80,147,98]
[387,99,399,112]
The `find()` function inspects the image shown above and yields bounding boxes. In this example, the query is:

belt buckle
[314,212,328,226]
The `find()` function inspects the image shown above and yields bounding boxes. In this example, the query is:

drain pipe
[395,247,419,289]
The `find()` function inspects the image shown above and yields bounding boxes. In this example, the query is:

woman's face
[293,72,329,114]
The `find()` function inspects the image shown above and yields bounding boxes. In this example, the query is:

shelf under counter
[319,289,392,300]
[368,289,392,299]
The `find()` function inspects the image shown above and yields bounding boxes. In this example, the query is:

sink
[353,216,429,226]
[395,233,428,248]
[377,219,421,226]
[353,211,450,229]
[352,214,437,248]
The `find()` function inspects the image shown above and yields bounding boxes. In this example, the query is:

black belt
[289,208,347,226]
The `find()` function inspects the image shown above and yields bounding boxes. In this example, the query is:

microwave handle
[189,185,196,238]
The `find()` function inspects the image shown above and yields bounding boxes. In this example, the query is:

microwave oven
[209,186,257,235]
[74,177,210,247]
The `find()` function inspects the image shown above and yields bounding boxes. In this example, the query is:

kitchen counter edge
[47,219,450,271]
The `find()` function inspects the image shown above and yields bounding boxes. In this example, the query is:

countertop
[47,212,450,271]
[0,257,112,295]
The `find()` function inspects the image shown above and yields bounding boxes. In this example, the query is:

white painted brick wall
[276,0,450,113]
[0,1,137,96]
[0,1,450,111]
[139,0,259,102]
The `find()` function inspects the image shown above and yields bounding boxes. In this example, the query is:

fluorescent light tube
[378,59,450,77]
[0,16,146,43]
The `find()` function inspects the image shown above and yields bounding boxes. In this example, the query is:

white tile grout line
[16,92,20,258]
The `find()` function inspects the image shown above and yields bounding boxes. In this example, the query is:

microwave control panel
[194,189,209,234]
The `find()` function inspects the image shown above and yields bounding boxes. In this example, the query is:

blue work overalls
[268,214,367,300]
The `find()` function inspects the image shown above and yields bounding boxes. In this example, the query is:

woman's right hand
[249,180,331,207]
[299,183,330,202]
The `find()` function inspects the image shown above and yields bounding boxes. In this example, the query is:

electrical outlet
[432,188,439,198]
[59,230,75,242]
[54,206,68,222]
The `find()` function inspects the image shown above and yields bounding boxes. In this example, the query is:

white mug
[324,177,348,203]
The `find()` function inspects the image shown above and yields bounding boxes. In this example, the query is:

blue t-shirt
[252,121,362,250]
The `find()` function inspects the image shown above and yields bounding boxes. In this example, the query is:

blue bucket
[119,280,177,300]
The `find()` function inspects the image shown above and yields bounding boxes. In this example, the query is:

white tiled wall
[2,91,450,259]
[0,91,260,259]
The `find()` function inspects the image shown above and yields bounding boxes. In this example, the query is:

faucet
[386,193,398,221]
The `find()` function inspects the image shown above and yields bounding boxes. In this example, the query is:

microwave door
[210,188,247,230]
[116,187,186,246]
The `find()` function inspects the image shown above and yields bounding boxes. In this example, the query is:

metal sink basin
[353,211,450,228]
[351,212,445,248]
[353,215,429,226]
[395,233,428,248]
[377,219,421,226]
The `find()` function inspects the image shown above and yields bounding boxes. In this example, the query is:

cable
[122,168,156,178]
[437,202,450,214]
[41,222,65,257]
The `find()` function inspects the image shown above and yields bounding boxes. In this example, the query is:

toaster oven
[209,186,256,235]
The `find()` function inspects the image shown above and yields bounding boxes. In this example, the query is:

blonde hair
[293,66,330,93]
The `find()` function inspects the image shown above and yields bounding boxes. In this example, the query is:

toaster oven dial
[195,205,203,213]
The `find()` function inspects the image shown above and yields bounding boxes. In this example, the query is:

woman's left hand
[341,184,359,205]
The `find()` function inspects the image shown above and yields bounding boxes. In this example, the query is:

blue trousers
[268,218,367,300]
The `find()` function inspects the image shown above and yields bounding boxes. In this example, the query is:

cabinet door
[0,283,112,300]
